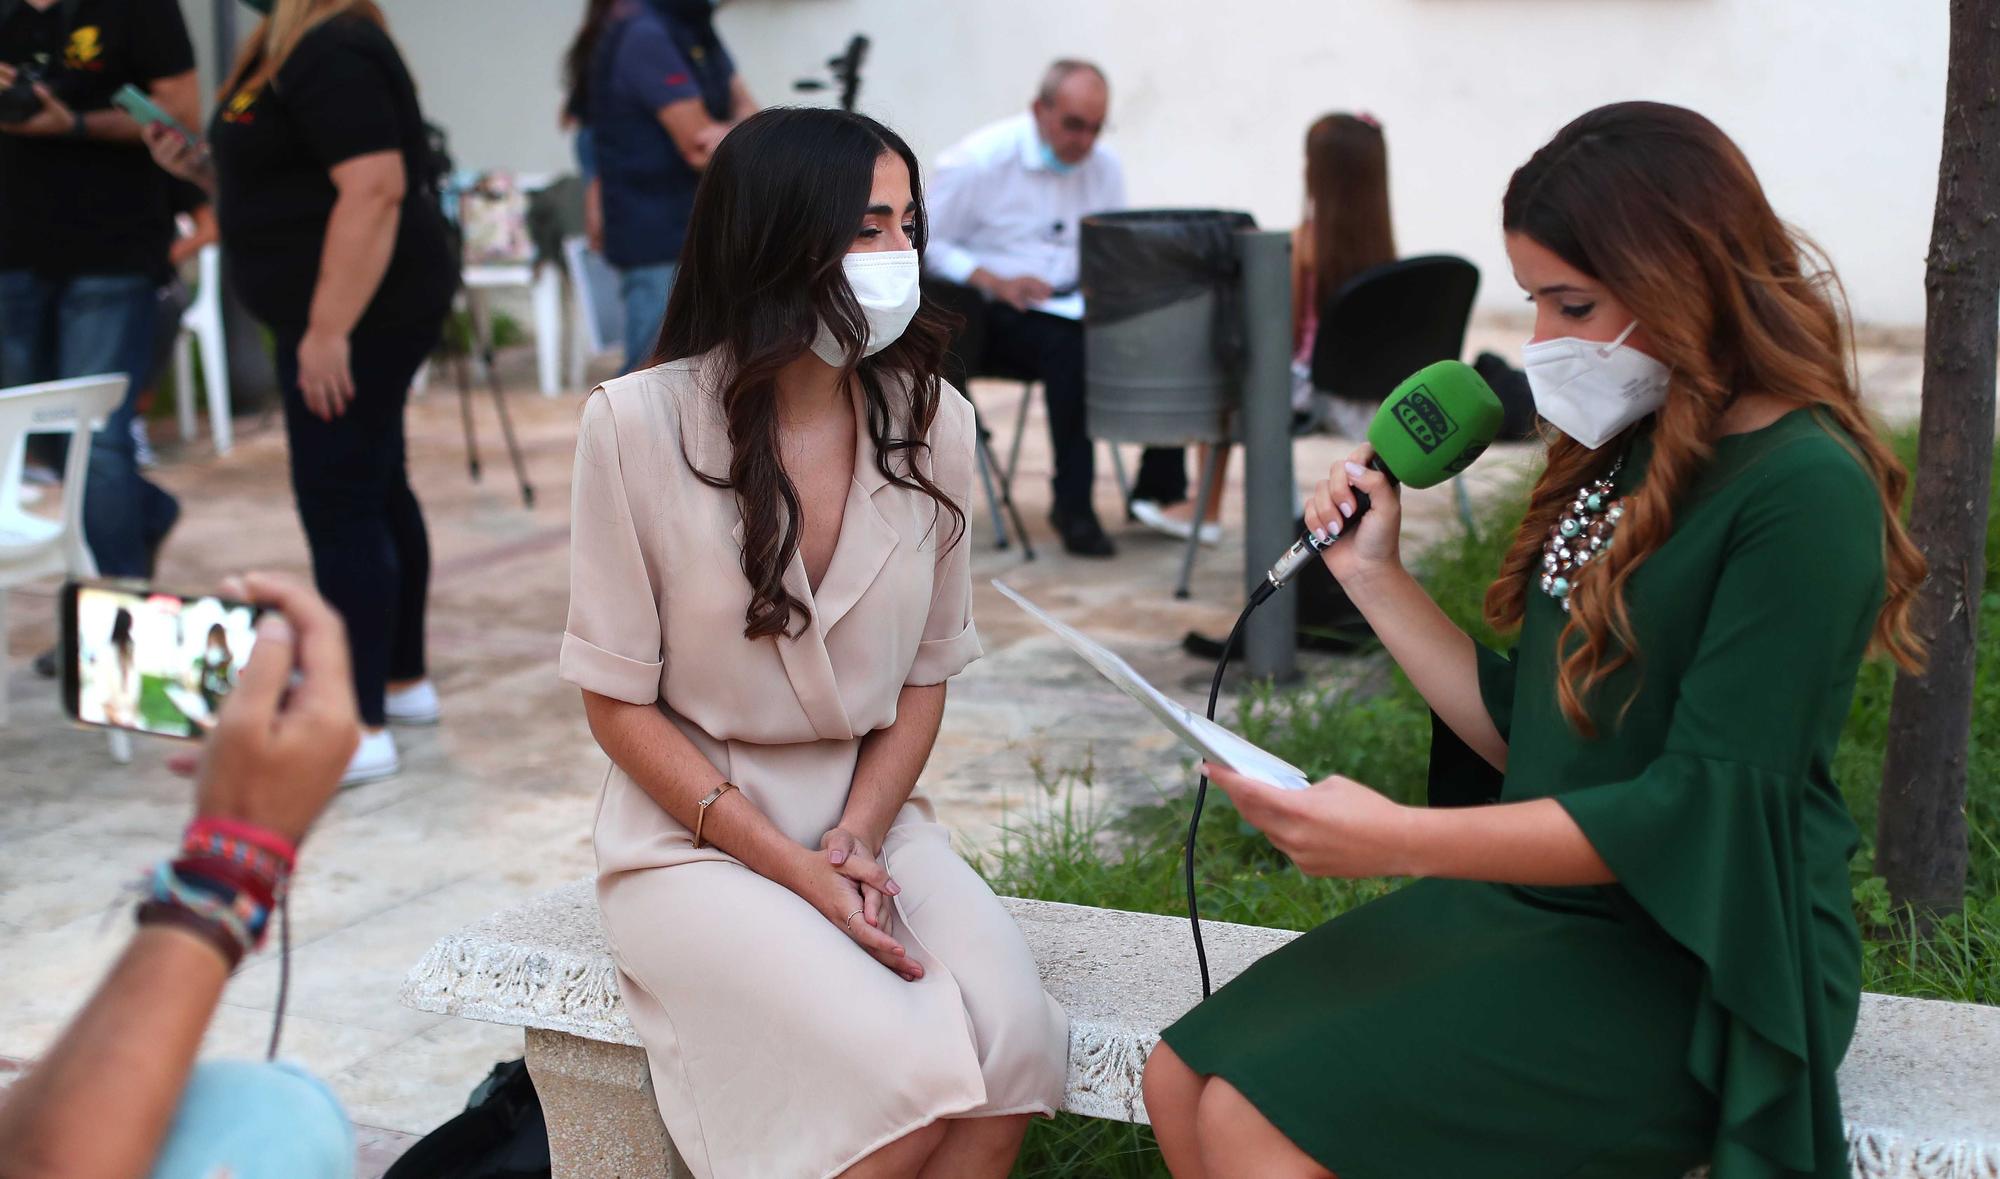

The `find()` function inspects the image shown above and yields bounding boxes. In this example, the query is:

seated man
[925,58,1185,557]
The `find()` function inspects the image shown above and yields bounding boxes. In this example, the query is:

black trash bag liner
[1081,209,1258,373]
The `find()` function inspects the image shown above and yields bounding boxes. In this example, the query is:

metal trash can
[1080,209,1258,446]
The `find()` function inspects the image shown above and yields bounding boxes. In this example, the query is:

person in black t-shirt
[0,0,199,580]
[144,0,454,789]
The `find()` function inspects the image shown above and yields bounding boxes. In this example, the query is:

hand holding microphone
[1187,360,1504,998]
[1306,449,1402,583]
[1253,360,1504,606]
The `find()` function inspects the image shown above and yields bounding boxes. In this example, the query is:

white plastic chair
[0,374,134,763]
[172,243,233,455]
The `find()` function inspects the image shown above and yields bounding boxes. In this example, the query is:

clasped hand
[795,826,923,982]
[1202,763,1418,879]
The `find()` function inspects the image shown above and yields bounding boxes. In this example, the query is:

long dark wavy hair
[1492,102,1925,733]
[560,0,617,124]
[654,107,966,641]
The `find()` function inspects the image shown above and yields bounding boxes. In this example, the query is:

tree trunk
[1876,0,2000,916]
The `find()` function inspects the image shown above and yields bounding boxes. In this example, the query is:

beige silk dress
[559,357,1069,1179]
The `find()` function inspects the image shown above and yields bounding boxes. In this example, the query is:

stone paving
[0,318,1936,1170]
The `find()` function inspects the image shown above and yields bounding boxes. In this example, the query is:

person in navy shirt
[589,0,756,371]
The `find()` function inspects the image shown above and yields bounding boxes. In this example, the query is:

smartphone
[111,83,191,142]
[61,579,263,740]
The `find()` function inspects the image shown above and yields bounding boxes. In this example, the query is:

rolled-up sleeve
[905,388,983,685]
[559,391,665,704]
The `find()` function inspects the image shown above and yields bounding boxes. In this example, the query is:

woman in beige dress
[560,107,1068,1179]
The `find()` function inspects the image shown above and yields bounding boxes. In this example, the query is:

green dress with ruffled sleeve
[1159,408,1880,1178]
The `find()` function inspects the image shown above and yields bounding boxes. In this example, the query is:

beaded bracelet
[133,835,298,1061]
[181,826,292,883]
[174,853,282,914]
[144,860,270,955]
[186,817,298,868]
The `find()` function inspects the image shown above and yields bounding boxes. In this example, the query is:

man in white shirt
[926,59,1187,558]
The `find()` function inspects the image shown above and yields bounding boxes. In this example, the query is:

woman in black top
[144,0,453,787]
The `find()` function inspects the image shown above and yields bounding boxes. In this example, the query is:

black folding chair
[1310,255,1481,531]
[1309,255,1481,404]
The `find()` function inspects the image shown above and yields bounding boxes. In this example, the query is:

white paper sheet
[1030,291,1085,321]
[993,582,1312,791]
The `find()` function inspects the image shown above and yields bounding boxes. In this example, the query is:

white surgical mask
[1521,320,1671,449]
[810,249,921,367]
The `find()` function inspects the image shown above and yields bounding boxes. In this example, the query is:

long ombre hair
[223,0,386,98]
[1491,102,1925,734]
[655,108,966,641]
[1305,113,1397,301]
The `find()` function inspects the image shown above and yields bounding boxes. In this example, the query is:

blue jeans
[620,262,676,373]
[0,270,181,577]
[147,1060,353,1179]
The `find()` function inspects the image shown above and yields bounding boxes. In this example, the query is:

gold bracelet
[691,781,738,849]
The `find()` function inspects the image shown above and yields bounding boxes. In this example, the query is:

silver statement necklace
[1540,459,1625,613]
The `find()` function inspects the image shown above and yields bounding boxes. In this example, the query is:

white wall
[254,0,1944,326]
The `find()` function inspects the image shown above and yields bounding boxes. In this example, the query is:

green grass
[988,430,1999,1175]
[136,673,192,735]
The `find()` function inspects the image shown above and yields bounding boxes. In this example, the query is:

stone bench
[404,879,2000,1178]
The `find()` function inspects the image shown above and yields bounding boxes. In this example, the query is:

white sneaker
[384,680,441,726]
[1130,499,1223,546]
[341,729,400,789]
[132,418,159,469]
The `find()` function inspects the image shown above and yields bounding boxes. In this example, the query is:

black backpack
[382,1058,550,1179]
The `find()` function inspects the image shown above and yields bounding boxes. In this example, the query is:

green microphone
[1250,359,1504,605]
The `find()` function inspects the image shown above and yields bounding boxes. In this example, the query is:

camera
[0,62,47,125]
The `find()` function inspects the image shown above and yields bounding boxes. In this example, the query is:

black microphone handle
[1250,455,1393,606]
[1319,451,1397,548]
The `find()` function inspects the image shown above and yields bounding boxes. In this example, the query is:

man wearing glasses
[926,59,1186,558]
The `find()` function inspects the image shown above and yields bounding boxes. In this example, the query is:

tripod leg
[454,348,482,482]
[483,364,537,509]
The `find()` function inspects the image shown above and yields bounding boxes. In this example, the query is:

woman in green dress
[1141,102,1928,1179]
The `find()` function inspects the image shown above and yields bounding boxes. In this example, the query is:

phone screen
[65,581,261,739]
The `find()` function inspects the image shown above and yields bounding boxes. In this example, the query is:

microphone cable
[1184,588,1270,999]
[1183,490,1364,999]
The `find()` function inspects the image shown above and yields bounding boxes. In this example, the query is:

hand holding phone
[141,120,216,192]
[112,83,191,143]
[64,579,264,740]
[191,573,359,847]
